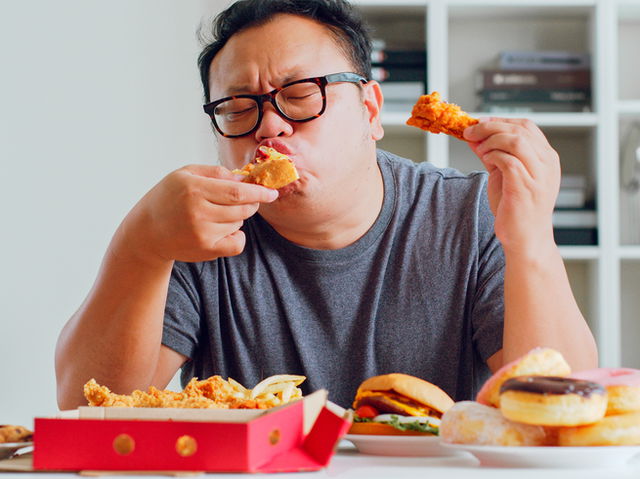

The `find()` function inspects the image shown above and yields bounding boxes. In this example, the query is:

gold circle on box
[269,429,281,445]
[112,434,135,455]
[176,435,198,457]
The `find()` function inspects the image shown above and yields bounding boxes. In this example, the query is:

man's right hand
[55,164,278,410]
[118,164,279,265]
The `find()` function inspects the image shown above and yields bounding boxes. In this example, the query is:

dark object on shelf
[553,208,597,228]
[479,102,591,113]
[556,188,587,209]
[371,65,426,83]
[371,49,426,65]
[479,88,591,104]
[554,228,598,246]
[499,50,591,71]
[477,69,591,90]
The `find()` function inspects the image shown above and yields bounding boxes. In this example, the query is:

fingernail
[463,126,474,139]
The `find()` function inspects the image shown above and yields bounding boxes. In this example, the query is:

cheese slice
[356,390,440,417]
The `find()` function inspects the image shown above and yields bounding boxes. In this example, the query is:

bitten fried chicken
[233,146,299,189]
[406,91,478,140]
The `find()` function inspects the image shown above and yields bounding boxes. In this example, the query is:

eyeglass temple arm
[325,72,368,84]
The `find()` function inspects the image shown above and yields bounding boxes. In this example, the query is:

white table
[2,442,640,478]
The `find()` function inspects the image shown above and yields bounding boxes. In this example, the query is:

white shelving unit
[353,0,640,368]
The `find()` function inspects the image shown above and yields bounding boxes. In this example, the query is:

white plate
[344,434,461,457]
[0,442,33,461]
[442,443,640,468]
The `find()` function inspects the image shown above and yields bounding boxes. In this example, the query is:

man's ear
[362,80,384,141]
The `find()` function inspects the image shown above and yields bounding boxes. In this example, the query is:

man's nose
[254,102,294,140]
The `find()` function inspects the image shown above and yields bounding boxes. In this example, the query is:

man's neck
[260,161,384,250]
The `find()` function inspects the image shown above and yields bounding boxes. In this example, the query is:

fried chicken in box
[84,374,305,409]
[406,91,478,140]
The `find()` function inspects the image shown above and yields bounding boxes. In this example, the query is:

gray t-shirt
[163,149,505,407]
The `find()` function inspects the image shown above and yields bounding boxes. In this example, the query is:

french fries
[250,374,306,398]
[84,374,306,409]
[250,374,306,405]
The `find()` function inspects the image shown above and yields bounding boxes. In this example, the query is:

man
[56,0,597,409]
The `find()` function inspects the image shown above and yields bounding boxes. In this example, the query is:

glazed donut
[439,401,548,446]
[476,347,571,408]
[571,368,640,415]
[558,412,640,446]
[499,376,607,427]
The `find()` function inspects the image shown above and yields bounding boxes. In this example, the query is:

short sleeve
[162,261,204,360]
[471,177,505,362]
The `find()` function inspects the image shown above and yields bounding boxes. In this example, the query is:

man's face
[207,14,383,213]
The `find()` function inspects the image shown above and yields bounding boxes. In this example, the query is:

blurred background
[0,0,226,426]
[3,0,640,429]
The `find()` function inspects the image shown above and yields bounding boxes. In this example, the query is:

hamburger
[349,373,454,436]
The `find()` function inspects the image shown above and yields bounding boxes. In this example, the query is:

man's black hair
[197,0,372,103]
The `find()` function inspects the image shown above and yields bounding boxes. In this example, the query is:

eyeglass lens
[213,82,324,137]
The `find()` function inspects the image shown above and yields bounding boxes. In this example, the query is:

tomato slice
[355,405,379,419]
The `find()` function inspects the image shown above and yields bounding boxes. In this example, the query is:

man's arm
[55,236,175,410]
[55,165,279,409]
[465,118,598,372]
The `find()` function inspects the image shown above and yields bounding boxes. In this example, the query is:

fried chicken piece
[232,146,299,189]
[183,376,268,409]
[142,387,224,409]
[84,379,224,408]
[406,91,478,140]
[0,425,33,443]
[83,374,305,409]
[84,379,136,407]
[83,377,263,409]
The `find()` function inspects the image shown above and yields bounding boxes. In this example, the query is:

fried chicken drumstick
[406,91,479,140]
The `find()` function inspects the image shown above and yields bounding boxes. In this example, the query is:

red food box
[33,390,350,473]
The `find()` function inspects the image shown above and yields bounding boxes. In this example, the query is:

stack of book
[553,174,597,245]
[477,51,592,113]
[371,39,427,113]
[556,174,589,209]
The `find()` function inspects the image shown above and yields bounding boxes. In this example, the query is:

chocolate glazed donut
[501,376,606,397]
[499,376,608,427]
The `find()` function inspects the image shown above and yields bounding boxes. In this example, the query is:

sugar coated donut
[571,368,640,415]
[440,401,548,446]
[558,412,640,446]
[476,347,571,408]
[499,376,607,427]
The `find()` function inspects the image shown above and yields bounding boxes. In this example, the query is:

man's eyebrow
[280,72,305,84]
[225,85,253,96]
[223,72,307,96]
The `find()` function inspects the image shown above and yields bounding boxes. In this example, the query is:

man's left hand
[464,118,561,255]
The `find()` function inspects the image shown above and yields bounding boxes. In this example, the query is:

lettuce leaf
[353,414,439,435]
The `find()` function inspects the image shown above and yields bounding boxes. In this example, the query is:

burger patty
[356,395,415,416]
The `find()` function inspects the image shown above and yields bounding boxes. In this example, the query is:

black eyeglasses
[203,72,367,138]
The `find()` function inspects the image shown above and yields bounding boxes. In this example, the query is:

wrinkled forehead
[207,14,353,99]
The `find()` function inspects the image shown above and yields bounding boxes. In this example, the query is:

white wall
[0,0,227,427]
